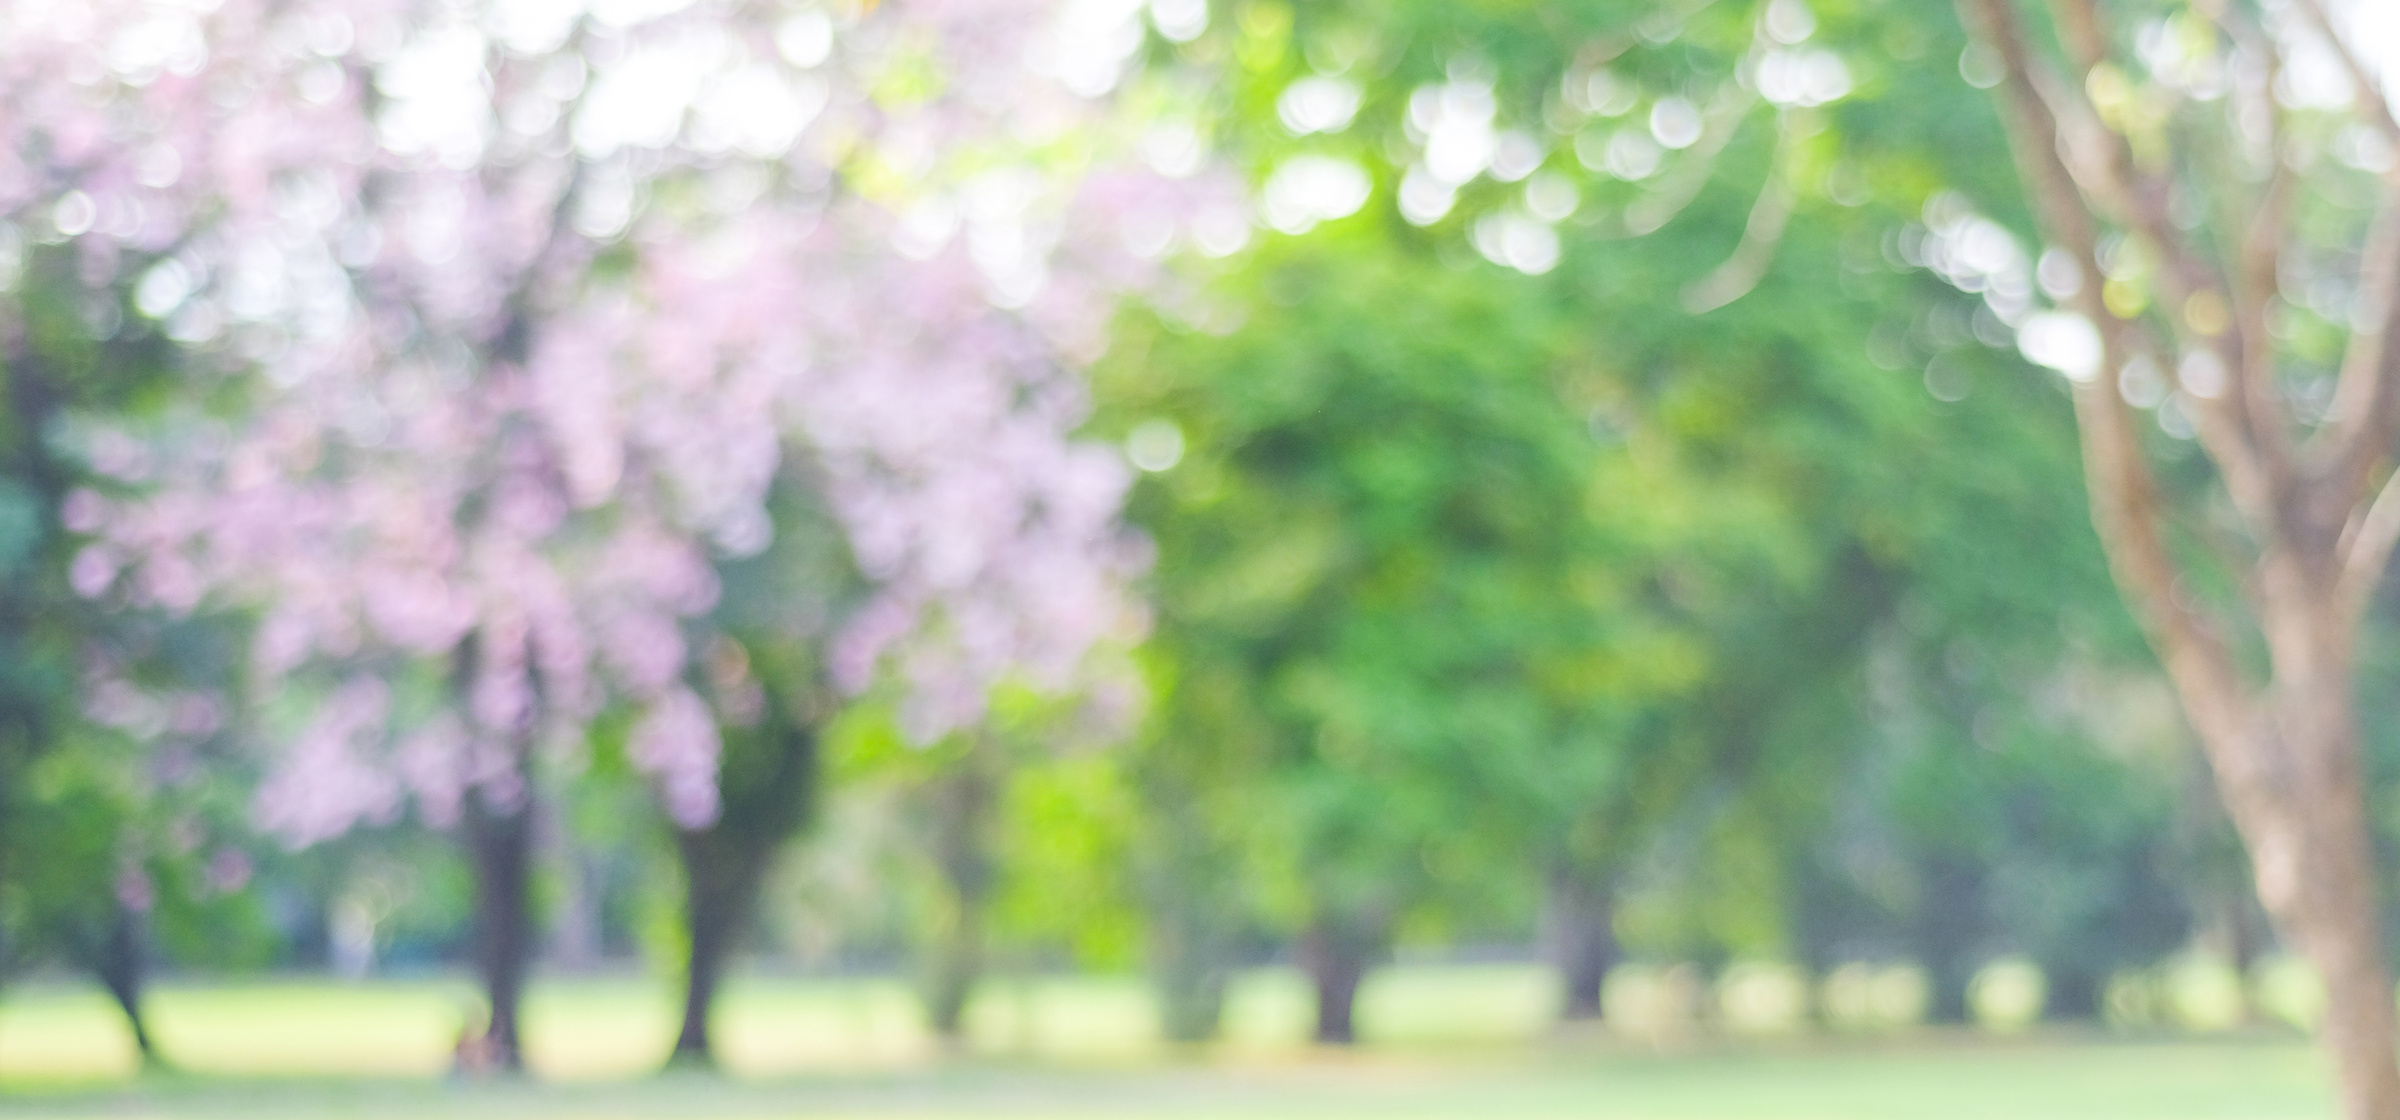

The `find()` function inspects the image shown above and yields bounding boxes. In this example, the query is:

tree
[1128,0,2125,1029]
[1955,0,2400,1111]
[4,0,1180,1069]
[1161,0,2304,1040]
[550,219,1154,1064]
[660,474,853,1065]
[0,211,273,1067]
[1099,228,1685,1042]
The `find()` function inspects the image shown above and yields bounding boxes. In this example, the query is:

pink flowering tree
[573,208,1167,1063]
[2,0,1217,1068]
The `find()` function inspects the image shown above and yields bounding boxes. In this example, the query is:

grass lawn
[0,966,2335,1119]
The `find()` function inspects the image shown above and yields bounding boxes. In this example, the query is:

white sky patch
[2284,0,2400,116]
[486,0,584,56]
[1412,80,1498,185]
[893,195,960,260]
[1142,123,1206,177]
[958,166,1059,307]
[1593,128,1661,180]
[1473,212,1560,275]
[691,66,825,157]
[376,25,494,167]
[1150,0,1207,42]
[587,0,695,31]
[106,10,207,84]
[1757,48,1851,108]
[1278,76,1362,136]
[1398,165,1456,225]
[1765,0,1815,45]
[2350,0,2400,91]
[135,259,196,319]
[776,10,834,67]
[2019,311,2102,381]
[1649,96,1703,149]
[574,35,720,155]
[2277,24,2355,109]
[2178,350,2227,399]
[1261,155,1370,234]
[2037,247,2082,300]
[1191,206,1252,257]
[1042,0,1149,98]
[1126,420,1184,472]
[1490,131,1544,181]
[1525,172,1578,222]
[1570,68,1639,117]
[1917,194,2035,327]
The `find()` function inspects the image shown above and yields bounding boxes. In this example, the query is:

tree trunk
[1147,844,1234,1044]
[670,710,819,1067]
[1957,0,2400,1108]
[1141,786,1240,1044]
[924,760,994,1045]
[94,907,158,1067]
[924,901,983,1043]
[465,790,536,1072]
[2226,652,2399,1119]
[1153,917,1230,1044]
[670,836,755,1065]
[2045,968,2102,1022]
[1301,915,1383,1046]
[1912,853,1985,1025]
[1134,721,1254,1046]
[2227,890,2269,983]
[1544,866,1618,1023]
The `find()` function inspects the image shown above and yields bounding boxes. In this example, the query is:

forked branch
[1957,0,2254,737]
[2026,0,2295,538]
[2310,189,2400,507]
[2338,465,2400,622]
[2290,0,2400,145]
[1681,129,1795,313]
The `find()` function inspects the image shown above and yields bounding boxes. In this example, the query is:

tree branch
[2308,187,2400,510]
[2041,0,2110,74]
[1680,125,1795,313]
[1959,0,2257,744]
[2031,0,2297,552]
[2234,127,2295,441]
[2289,0,2400,146]
[1619,85,1759,238]
[2337,465,2400,621]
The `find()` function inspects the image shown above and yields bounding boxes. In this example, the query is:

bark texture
[94,908,158,1065]
[671,708,819,1065]
[1133,744,1247,1045]
[924,757,995,1043]
[1544,866,1620,1023]
[1145,834,1237,1043]
[1959,0,2400,1113]
[1152,916,1231,1043]
[465,789,535,1072]
[1301,913,1385,1045]
[1911,853,1987,1025]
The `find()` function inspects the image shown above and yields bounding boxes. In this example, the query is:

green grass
[0,966,1568,1082]
[0,967,2337,1119]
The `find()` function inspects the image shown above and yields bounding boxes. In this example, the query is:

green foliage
[1,239,271,992]
[0,0,2295,1034]
[1098,227,1696,957]
[1104,0,2195,1007]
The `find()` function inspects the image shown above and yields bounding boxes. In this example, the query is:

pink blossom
[205,848,255,894]
[6,0,1210,838]
[629,688,722,829]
